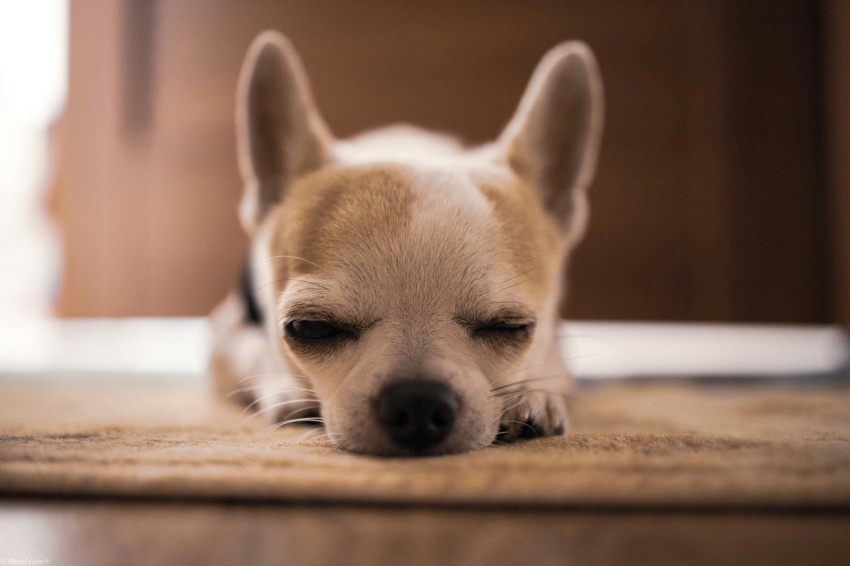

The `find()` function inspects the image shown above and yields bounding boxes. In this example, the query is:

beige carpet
[1,380,849,508]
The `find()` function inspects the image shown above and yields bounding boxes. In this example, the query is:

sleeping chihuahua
[211,31,603,456]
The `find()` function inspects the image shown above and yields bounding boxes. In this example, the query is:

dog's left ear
[500,42,604,236]
[236,31,333,233]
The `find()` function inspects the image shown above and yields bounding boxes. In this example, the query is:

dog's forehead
[278,165,484,264]
[280,164,417,270]
[271,163,550,312]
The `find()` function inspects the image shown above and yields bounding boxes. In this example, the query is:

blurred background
[3,0,850,327]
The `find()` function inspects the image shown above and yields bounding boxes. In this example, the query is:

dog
[210,31,603,456]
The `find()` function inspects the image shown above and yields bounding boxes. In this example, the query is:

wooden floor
[1,499,848,566]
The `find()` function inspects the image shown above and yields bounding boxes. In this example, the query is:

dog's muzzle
[376,380,458,452]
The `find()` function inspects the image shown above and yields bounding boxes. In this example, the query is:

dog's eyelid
[281,315,356,333]
[282,312,328,326]
[492,303,535,320]
[454,305,536,328]
[280,306,377,332]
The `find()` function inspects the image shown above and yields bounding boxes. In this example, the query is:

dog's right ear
[236,31,333,233]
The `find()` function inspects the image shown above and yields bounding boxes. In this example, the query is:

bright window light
[0,0,68,320]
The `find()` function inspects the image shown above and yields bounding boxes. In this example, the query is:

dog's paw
[498,391,569,442]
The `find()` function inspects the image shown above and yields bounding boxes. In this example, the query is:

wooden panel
[681,2,733,321]
[57,0,133,316]
[723,1,828,323]
[825,0,850,327]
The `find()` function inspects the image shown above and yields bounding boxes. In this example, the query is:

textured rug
[1,380,849,508]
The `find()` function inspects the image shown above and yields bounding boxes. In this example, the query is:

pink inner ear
[500,42,604,228]
[245,45,287,181]
[237,31,333,230]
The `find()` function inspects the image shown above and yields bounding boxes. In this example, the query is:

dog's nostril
[431,407,452,427]
[376,381,458,452]
[393,412,410,428]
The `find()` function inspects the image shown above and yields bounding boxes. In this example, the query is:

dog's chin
[326,423,499,457]
[334,436,496,457]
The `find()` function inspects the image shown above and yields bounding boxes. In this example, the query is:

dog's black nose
[376,381,458,452]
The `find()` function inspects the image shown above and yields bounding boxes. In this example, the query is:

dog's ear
[500,42,604,236]
[236,31,333,233]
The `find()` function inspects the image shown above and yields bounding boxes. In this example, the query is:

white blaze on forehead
[408,167,494,232]
[388,167,510,316]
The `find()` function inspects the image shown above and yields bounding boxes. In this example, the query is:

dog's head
[236,32,603,455]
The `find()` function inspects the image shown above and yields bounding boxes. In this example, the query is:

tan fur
[211,32,604,455]
[276,165,416,281]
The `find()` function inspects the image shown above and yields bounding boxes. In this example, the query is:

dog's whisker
[491,384,561,399]
[227,385,264,397]
[264,417,326,437]
[503,352,602,379]
[271,403,321,422]
[494,359,570,384]
[495,264,545,288]
[258,278,339,298]
[249,404,322,435]
[492,389,531,400]
[499,396,528,415]
[236,373,284,385]
[490,368,574,394]
[226,385,317,398]
[498,393,531,418]
[498,278,531,292]
[490,252,560,288]
[234,372,313,385]
[254,399,320,417]
[490,373,572,393]
[239,390,318,416]
[495,420,539,436]
[227,386,311,399]
[551,352,602,366]
[492,384,557,399]
[551,333,611,342]
[268,255,332,276]
[237,399,320,428]
[494,387,577,401]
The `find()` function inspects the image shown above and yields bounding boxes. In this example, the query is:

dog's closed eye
[285,320,356,341]
[455,305,536,342]
[473,320,535,340]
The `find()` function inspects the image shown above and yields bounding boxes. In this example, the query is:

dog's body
[211,32,603,455]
